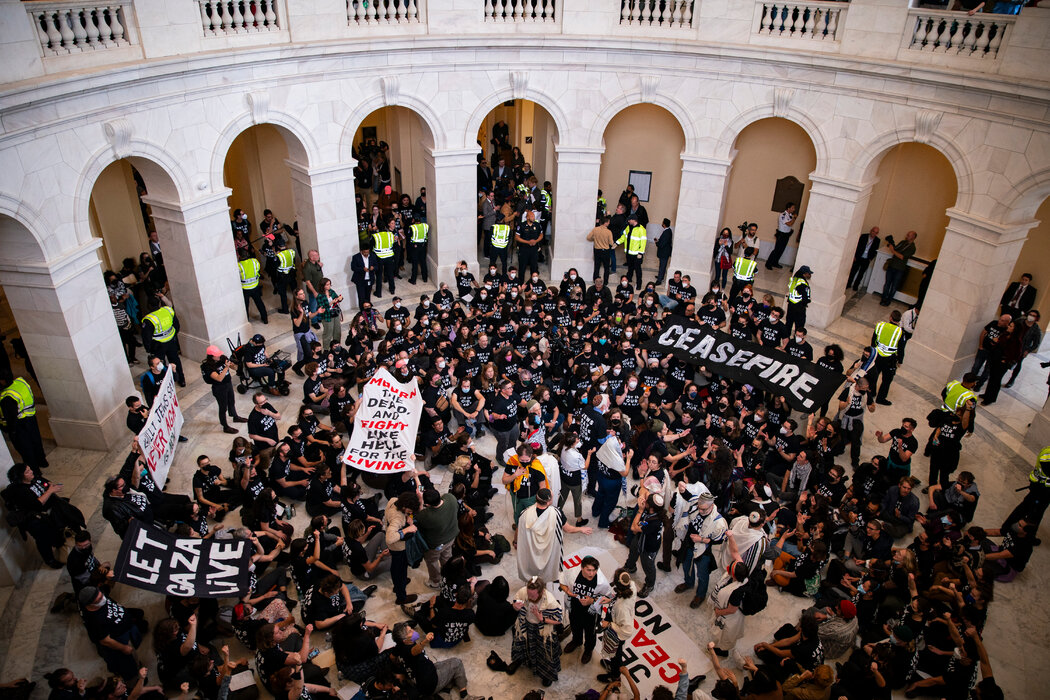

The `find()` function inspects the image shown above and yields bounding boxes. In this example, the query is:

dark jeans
[881,266,907,303]
[928,447,960,490]
[593,249,612,284]
[569,605,597,651]
[981,357,1009,403]
[846,257,871,290]
[592,475,622,528]
[625,543,657,590]
[153,342,185,384]
[243,287,268,323]
[212,381,241,429]
[248,365,276,386]
[866,355,897,401]
[391,549,409,603]
[408,241,428,283]
[118,325,138,362]
[354,281,372,308]
[518,245,539,275]
[274,273,293,313]
[844,417,864,466]
[625,254,643,288]
[6,418,47,468]
[656,255,670,284]
[682,547,716,598]
[785,303,807,336]
[375,258,396,294]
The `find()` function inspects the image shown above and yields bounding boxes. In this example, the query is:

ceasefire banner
[113,520,251,597]
[136,367,184,490]
[342,367,424,474]
[642,321,845,412]
[562,546,709,696]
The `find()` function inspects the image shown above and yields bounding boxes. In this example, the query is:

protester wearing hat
[675,486,728,608]
[785,264,812,337]
[624,492,668,598]
[716,509,770,579]
[77,586,148,680]
[813,599,859,660]
[517,487,593,583]
[201,344,245,434]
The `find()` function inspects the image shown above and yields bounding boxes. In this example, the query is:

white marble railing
[905,9,1014,58]
[619,0,695,29]
[196,0,281,36]
[483,0,557,23]
[348,0,423,25]
[26,1,134,55]
[755,1,845,41]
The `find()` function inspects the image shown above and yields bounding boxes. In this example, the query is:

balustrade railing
[905,9,1013,58]
[483,0,557,23]
[26,1,134,55]
[348,0,422,25]
[196,0,281,36]
[755,2,844,41]
[619,0,694,29]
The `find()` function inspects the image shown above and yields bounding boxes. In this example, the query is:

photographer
[245,334,283,396]
[201,345,246,435]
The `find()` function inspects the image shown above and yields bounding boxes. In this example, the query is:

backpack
[739,570,768,616]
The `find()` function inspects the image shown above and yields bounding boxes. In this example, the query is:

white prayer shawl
[537,453,561,505]
[672,481,711,543]
[517,504,565,583]
[715,515,768,575]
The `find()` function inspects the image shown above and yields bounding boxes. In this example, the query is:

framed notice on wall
[628,170,652,202]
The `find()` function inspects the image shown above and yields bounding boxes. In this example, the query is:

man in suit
[627,194,649,228]
[351,244,376,309]
[493,157,511,187]
[479,189,498,259]
[476,155,492,192]
[1001,273,1036,318]
[654,218,674,285]
[846,227,881,292]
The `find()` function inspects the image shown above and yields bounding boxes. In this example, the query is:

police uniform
[1004,447,1050,530]
[729,254,757,300]
[516,218,543,275]
[489,223,511,273]
[274,246,296,314]
[785,268,811,337]
[238,255,268,323]
[141,305,185,386]
[407,222,429,284]
[867,318,902,404]
[617,222,647,288]
[372,229,397,295]
[0,376,47,467]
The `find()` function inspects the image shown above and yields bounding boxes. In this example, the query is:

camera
[737,221,752,235]
[885,234,896,245]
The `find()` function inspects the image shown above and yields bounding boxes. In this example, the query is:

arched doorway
[721,117,817,294]
[854,142,957,309]
[598,104,684,287]
[475,99,560,277]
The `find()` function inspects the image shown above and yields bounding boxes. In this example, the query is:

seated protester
[449,454,495,512]
[328,384,357,434]
[77,585,149,681]
[474,575,517,637]
[284,425,323,475]
[305,465,341,518]
[192,454,239,520]
[879,476,921,539]
[308,574,365,630]
[101,474,158,538]
[67,530,112,593]
[769,539,828,598]
[390,622,484,700]
[780,450,815,504]
[302,362,331,414]
[343,519,392,581]
[252,488,294,544]
[421,370,453,426]
[153,616,212,690]
[753,614,825,681]
[267,442,308,501]
[4,463,85,568]
[332,613,391,685]
[235,457,266,518]
[419,416,459,467]
[452,511,499,573]
[813,600,859,661]
[181,502,219,539]
[338,481,383,538]
[188,649,252,700]
[305,514,346,571]
[903,617,980,700]
[844,518,893,573]
[982,517,1037,582]
[231,600,294,652]
[428,586,476,648]
[254,623,328,694]
[925,471,980,523]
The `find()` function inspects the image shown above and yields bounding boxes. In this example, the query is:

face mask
[645,300,653,306]
[509,273,516,279]
[1029,315,1037,323]
[570,274,577,280]
[580,396,588,404]
[940,515,952,526]
[615,315,623,322]
[795,335,804,342]
[599,338,607,345]
[574,441,582,450]
[511,291,518,298]
[577,325,584,331]
[153,363,164,373]
[600,383,608,391]
[505,355,513,361]
[423,300,430,307]
[621,281,628,287]
[394,302,401,309]
[394,325,402,332]
[436,360,445,369]
[533,415,542,425]
[712,288,720,293]
[780,426,788,435]
[532,276,539,282]
[689,391,697,398]
[628,380,638,389]
[613,368,622,376]
[625,331,633,338]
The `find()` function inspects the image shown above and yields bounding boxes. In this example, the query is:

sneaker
[575,518,590,527]
[223,427,239,434]
[875,399,893,406]
[425,580,441,589]
[362,585,378,597]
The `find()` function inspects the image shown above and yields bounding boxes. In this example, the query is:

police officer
[730,246,758,300]
[1004,446,1050,532]
[407,220,430,285]
[515,209,543,276]
[273,239,296,314]
[372,222,397,297]
[0,373,46,468]
[237,248,267,323]
[201,345,245,434]
[617,216,647,288]
[867,309,902,406]
[489,219,511,274]
[141,301,185,387]
[785,265,812,337]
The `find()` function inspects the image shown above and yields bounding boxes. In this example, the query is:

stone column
[670,155,733,291]
[424,148,479,283]
[1025,395,1050,457]
[907,210,1037,386]
[142,191,252,359]
[793,175,874,329]
[288,161,359,303]
[0,240,133,450]
[550,146,604,282]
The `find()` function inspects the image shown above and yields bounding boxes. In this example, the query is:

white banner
[137,368,184,490]
[562,546,709,697]
[342,367,424,474]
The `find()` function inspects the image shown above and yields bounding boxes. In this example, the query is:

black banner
[113,520,252,598]
[642,321,845,412]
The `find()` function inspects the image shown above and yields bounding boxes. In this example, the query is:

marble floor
[1,260,1049,700]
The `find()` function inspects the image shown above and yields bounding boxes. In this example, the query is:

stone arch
[850,130,974,212]
[341,94,443,161]
[74,143,188,248]
[990,167,1050,225]
[210,109,321,192]
[464,86,569,151]
[714,105,830,177]
[591,91,698,153]
[0,194,49,264]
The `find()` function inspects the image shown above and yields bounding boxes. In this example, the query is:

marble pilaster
[288,161,359,300]
[670,155,733,290]
[550,146,604,281]
[793,175,875,328]
[142,191,252,359]
[907,210,1039,385]
[424,148,479,282]
[0,240,133,450]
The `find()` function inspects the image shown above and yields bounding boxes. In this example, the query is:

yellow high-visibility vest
[276,249,295,274]
[239,258,261,290]
[733,257,757,282]
[787,276,809,304]
[941,380,976,413]
[491,224,511,249]
[618,225,647,255]
[409,223,429,244]
[373,231,395,259]
[0,377,35,426]
[874,321,902,357]
[144,306,176,343]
